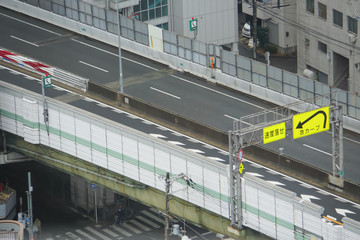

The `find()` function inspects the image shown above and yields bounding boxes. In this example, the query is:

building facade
[168,0,239,49]
[107,0,238,49]
[297,0,360,95]
[241,0,297,54]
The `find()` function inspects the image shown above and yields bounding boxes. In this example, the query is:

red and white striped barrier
[0,49,53,76]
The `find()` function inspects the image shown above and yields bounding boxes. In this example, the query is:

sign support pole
[229,131,243,229]
[330,105,344,188]
[41,76,50,135]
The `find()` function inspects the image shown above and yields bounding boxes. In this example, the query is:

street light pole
[27,172,34,240]
[116,1,124,94]
[164,172,170,240]
[252,0,257,60]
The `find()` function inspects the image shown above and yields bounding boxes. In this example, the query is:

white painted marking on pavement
[171,74,266,110]
[168,141,185,146]
[79,61,109,72]
[224,114,238,121]
[300,194,320,203]
[136,216,160,228]
[1,13,62,36]
[207,157,225,162]
[335,208,355,217]
[334,197,349,203]
[129,219,151,231]
[187,138,200,143]
[150,87,181,99]
[187,149,204,154]
[75,229,97,240]
[149,133,167,139]
[123,223,142,234]
[300,183,314,189]
[65,232,81,240]
[141,210,164,223]
[85,226,112,240]
[303,144,332,156]
[11,36,39,47]
[103,228,120,237]
[112,226,133,237]
[316,190,330,195]
[71,38,159,71]
[266,181,286,186]
[142,120,153,125]
[247,172,264,178]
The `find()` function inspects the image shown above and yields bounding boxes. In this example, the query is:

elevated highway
[1,1,360,239]
[1,63,360,239]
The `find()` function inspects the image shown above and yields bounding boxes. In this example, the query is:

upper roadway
[1,7,359,184]
[0,6,360,224]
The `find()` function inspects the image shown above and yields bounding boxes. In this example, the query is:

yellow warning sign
[263,122,286,144]
[293,106,330,139]
[239,163,244,175]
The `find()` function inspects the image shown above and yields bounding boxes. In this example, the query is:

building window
[133,0,168,22]
[318,41,327,53]
[318,3,327,20]
[306,0,314,14]
[333,9,343,28]
[348,16,358,34]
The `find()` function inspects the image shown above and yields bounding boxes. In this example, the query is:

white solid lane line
[171,74,266,110]
[1,13,62,36]
[79,61,108,72]
[10,35,39,47]
[150,87,181,99]
[303,144,332,156]
[224,114,238,121]
[71,39,159,71]
[224,114,254,126]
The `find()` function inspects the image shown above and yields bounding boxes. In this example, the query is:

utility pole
[252,0,257,60]
[27,172,34,240]
[164,172,170,240]
[115,0,124,94]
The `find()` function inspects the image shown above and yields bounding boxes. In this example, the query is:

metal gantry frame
[330,106,344,187]
[229,101,344,229]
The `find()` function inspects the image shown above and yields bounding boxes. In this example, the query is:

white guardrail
[1,81,360,239]
[0,49,88,92]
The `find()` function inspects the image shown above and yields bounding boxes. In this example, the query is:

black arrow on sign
[296,110,327,129]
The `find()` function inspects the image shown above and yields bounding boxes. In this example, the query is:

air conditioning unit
[349,34,357,43]
[304,38,310,46]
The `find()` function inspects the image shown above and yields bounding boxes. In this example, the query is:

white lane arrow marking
[335,208,355,217]
[246,172,264,178]
[300,194,320,202]
[168,141,185,146]
[266,181,286,186]
[149,134,167,139]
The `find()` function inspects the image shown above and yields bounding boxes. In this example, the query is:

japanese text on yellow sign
[263,122,286,144]
[293,106,329,139]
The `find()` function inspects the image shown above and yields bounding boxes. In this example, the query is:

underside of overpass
[0,131,269,240]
